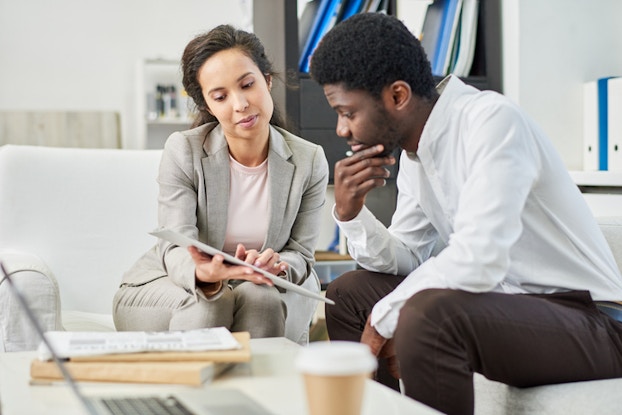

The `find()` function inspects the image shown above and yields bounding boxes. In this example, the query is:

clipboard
[150,228,335,305]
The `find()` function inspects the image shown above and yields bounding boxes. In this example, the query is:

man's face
[323,84,404,157]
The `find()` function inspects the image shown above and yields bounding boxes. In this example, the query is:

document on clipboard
[150,228,335,305]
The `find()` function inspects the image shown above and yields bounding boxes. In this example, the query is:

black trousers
[325,270,622,415]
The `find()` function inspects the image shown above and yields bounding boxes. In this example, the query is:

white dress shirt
[336,76,622,338]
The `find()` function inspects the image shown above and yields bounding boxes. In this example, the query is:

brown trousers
[325,270,622,415]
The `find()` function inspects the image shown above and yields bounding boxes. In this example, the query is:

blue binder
[299,0,347,73]
[597,77,614,170]
[340,0,366,21]
[431,0,462,76]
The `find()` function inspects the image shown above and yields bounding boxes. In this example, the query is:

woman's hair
[310,13,436,100]
[181,24,287,129]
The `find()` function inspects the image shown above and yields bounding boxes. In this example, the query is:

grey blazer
[120,122,329,295]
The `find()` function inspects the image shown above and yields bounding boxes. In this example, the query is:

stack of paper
[30,331,251,386]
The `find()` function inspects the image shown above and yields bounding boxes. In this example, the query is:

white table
[0,337,440,415]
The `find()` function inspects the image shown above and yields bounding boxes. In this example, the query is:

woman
[113,25,329,338]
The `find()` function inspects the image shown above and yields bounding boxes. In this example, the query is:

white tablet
[150,228,335,305]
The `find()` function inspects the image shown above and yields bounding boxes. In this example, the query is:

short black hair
[310,12,436,100]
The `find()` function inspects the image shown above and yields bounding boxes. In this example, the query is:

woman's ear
[265,74,273,91]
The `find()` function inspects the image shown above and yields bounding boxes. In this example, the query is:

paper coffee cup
[296,341,377,415]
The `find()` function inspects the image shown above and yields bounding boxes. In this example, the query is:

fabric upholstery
[0,144,317,350]
[0,251,62,351]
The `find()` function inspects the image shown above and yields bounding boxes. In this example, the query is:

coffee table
[0,337,441,415]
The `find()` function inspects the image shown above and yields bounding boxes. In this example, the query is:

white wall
[0,0,251,149]
[502,0,622,170]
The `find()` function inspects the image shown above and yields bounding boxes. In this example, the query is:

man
[310,12,622,415]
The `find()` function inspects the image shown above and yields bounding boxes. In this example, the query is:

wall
[0,0,251,149]
[502,0,622,170]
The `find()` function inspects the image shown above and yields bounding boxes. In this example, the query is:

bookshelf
[253,0,503,224]
[254,1,501,179]
[136,58,193,149]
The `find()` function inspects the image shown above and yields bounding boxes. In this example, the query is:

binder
[420,0,445,69]
[438,0,463,76]
[396,0,433,39]
[364,0,382,12]
[299,0,347,73]
[376,0,390,13]
[451,0,479,77]
[421,0,462,76]
[597,77,613,171]
[299,0,322,54]
[608,77,622,171]
[583,77,616,171]
[339,0,366,22]
[583,80,599,171]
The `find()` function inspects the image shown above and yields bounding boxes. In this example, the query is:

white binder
[608,77,622,171]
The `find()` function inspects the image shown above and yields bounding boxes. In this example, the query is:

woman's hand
[237,244,289,278]
[188,244,288,287]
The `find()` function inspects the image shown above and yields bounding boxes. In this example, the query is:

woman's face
[197,48,273,141]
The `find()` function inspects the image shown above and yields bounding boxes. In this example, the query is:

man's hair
[310,12,436,100]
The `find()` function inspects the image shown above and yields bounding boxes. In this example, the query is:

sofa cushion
[597,216,622,271]
[0,145,162,315]
[474,373,622,415]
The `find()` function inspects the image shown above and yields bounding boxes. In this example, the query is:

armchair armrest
[0,250,62,351]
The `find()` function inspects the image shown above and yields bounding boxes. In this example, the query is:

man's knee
[396,289,477,335]
[325,269,363,302]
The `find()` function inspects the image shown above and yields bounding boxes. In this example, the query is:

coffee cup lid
[295,341,378,376]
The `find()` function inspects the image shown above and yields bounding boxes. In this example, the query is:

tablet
[150,228,335,305]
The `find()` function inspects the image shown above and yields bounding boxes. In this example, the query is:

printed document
[38,326,241,361]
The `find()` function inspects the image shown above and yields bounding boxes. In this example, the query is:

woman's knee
[113,278,194,331]
[234,282,285,314]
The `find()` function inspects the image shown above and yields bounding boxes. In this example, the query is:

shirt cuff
[196,280,224,299]
[332,204,376,241]
[371,295,402,338]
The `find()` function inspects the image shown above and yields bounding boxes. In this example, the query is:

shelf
[147,118,192,126]
[314,251,352,261]
[569,170,622,187]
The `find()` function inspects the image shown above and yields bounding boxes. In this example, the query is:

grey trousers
[325,270,622,415]
[113,277,286,338]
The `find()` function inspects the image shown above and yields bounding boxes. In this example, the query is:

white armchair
[0,144,319,351]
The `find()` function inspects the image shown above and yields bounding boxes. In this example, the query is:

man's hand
[361,315,400,379]
[334,144,396,221]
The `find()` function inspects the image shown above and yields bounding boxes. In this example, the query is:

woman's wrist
[196,279,223,296]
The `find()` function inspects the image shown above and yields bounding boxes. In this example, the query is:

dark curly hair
[310,13,436,100]
[181,24,287,129]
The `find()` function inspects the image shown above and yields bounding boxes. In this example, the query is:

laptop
[0,261,274,415]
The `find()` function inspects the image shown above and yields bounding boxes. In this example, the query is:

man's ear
[389,81,411,110]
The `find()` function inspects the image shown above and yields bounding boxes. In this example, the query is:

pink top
[222,155,269,254]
